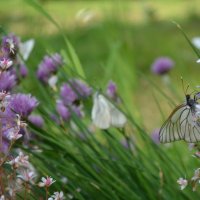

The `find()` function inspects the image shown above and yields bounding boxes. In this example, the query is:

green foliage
[2,0,200,199]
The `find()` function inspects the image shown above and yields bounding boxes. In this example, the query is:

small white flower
[61,176,68,184]
[67,194,73,199]
[91,92,127,129]
[48,75,58,90]
[7,152,29,168]
[177,177,188,190]
[48,191,65,200]
[17,169,36,183]
[0,58,13,70]
[193,152,200,158]
[191,168,200,182]
[38,176,56,187]
[7,127,22,141]
[76,188,81,193]
[0,195,5,200]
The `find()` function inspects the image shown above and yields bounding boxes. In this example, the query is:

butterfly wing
[108,102,127,128]
[19,39,35,61]
[160,103,200,143]
[91,93,111,129]
[159,104,190,143]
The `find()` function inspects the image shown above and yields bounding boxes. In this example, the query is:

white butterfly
[91,92,127,129]
[19,39,35,61]
[159,93,200,143]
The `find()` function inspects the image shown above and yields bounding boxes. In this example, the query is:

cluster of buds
[0,33,34,92]
[0,92,39,155]
[56,79,92,122]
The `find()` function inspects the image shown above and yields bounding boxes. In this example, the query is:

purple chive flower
[19,63,28,77]
[106,80,121,103]
[0,139,9,154]
[0,71,16,91]
[1,33,20,55]
[151,128,160,144]
[60,79,91,105]
[56,100,70,121]
[9,93,38,118]
[120,139,129,149]
[71,104,83,118]
[151,57,174,75]
[37,53,63,82]
[106,80,117,97]
[69,79,92,98]
[51,53,63,66]
[28,114,44,128]
[60,83,77,105]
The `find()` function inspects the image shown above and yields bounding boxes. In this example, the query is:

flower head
[37,53,63,83]
[60,83,77,105]
[56,100,70,121]
[6,127,22,141]
[19,63,28,77]
[151,128,160,144]
[9,93,38,118]
[106,80,121,103]
[0,71,16,92]
[17,169,36,183]
[0,195,5,200]
[0,58,13,71]
[177,178,188,190]
[151,57,174,75]
[0,140,9,154]
[38,176,56,187]
[191,168,200,182]
[28,114,44,128]
[7,152,29,168]
[48,191,65,200]
[1,33,20,55]
[69,79,92,99]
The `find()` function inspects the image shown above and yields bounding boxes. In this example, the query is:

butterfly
[159,92,200,143]
[19,39,35,61]
[91,92,127,129]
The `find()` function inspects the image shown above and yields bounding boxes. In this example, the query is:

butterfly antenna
[185,84,190,94]
[181,77,189,95]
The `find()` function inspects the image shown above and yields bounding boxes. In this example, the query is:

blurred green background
[1,0,200,133]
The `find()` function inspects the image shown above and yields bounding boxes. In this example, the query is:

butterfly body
[159,93,200,143]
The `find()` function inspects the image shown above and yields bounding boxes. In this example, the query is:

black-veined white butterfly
[159,92,200,143]
[91,92,127,129]
[19,39,35,61]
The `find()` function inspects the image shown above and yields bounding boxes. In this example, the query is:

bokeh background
[2,0,200,134]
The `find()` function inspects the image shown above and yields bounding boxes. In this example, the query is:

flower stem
[24,182,28,200]
[45,186,48,200]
